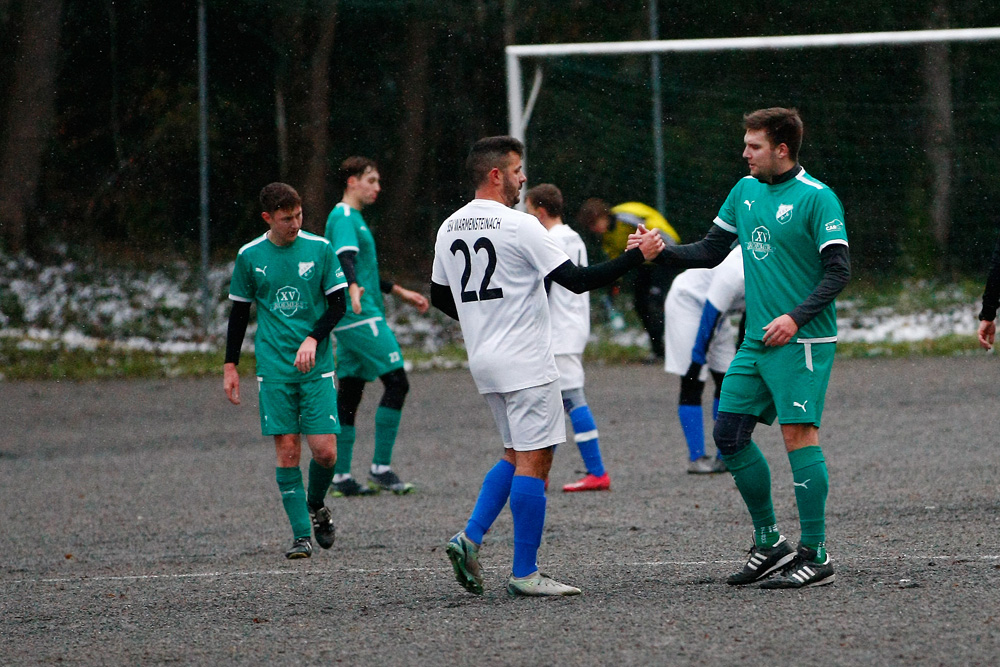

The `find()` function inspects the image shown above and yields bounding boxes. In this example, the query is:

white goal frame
[505,26,1000,206]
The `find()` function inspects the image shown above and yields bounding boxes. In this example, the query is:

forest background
[1,1,999,332]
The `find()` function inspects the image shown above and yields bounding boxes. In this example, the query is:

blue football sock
[678,404,706,461]
[509,475,546,578]
[464,459,515,544]
[569,405,605,477]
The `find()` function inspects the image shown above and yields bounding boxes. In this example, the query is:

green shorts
[333,317,405,381]
[257,371,341,436]
[718,337,836,427]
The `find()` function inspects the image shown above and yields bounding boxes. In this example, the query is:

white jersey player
[664,245,745,474]
[526,183,610,493]
[432,136,664,597]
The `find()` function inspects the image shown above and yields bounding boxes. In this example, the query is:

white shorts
[483,380,567,452]
[554,353,585,391]
[663,290,737,380]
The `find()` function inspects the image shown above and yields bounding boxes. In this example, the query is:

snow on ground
[0,253,983,355]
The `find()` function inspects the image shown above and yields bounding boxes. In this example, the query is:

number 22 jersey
[432,198,570,394]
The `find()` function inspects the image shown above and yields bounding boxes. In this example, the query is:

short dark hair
[259,182,301,214]
[576,197,611,232]
[338,156,378,192]
[466,136,524,188]
[526,183,563,219]
[744,107,803,161]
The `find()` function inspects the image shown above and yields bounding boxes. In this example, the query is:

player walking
[323,157,429,496]
[432,136,664,596]
[663,246,744,474]
[631,108,850,588]
[525,183,611,492]
[224,183,346,559]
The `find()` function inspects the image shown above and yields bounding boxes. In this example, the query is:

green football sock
[788,446,829,559]
[276,466,311,540]
[334,425,356,476]
[372,406,402,467]
[307,458,335,509]
[722,441,778,547]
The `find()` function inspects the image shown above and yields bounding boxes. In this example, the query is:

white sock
[371,464,391,475]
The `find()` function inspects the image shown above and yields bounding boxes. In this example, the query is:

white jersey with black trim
[546,224,590,355]
[432,198,570,394]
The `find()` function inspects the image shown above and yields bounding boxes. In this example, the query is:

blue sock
[678,404,706,461]
[509,475,546,577]
[464,459,515,544]
[569,405,605,477]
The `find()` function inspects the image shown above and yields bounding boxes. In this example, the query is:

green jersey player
[635,108,851,588]
[224,183,348,559]
[323,157,429,497]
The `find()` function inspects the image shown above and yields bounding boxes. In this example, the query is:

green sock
[373,406,402,467]
[722,441,778,547]
[307,458,335,509]
[788,446,829,560]
[276,466,311,540]
[334,425,356,476]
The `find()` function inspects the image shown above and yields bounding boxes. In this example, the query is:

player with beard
[630,108,850,588]
[432,136,664,596]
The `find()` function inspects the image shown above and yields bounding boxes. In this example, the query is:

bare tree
[301,0,338,233]
[0,0,64,254]
[923,0,954,272]
[381,15,432,272]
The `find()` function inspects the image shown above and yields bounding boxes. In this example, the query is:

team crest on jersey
[274,286,304,317]
[825,219,844,232]
[298,261,315,279]
[747,226,773,260]
[776,204,793,224]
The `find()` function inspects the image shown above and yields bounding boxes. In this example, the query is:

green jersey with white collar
[228,231,347,382]
[714,168,848,342]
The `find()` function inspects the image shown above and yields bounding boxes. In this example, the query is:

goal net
[506,28,1000,277]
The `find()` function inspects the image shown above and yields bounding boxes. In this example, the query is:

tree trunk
[923,1,954,273]
[301,0,337,234]
[381,17,432,275]
[0,0,64,254]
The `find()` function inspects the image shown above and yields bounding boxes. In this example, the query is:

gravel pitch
[1,356,998,665]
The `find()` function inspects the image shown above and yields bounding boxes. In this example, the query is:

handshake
[626,224,667,261]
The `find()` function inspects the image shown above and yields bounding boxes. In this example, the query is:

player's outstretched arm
[430,281,459,320]
[392,284,430,313]
[628,224,735,270]
[223,300,252,405]
[978,229,1000,345]
[549,246,648,295]
[978,319,995,350]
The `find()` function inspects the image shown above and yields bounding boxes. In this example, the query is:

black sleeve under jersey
[380,279,395,294]
[653,224,736,269]
[787,244,852,329]
[307,289,347,341]
[430,281,459,320]
[547,247,646,294]
[979,229,1000,321]
[338,250,358,284]
[224,300,251,365]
